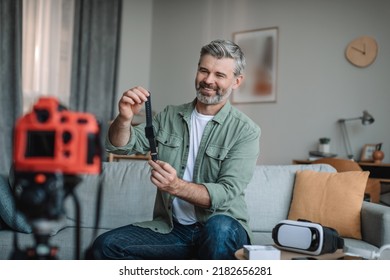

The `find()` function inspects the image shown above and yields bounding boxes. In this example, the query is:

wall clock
[345,36,378,67]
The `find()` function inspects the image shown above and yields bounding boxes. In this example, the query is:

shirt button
[182,166,185,169]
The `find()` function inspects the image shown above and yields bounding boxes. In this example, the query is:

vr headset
[272,220,344,255]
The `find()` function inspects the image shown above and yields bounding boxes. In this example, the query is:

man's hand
[108,86,149,147]
[149,160,181,195]
[148,160,211,208]
[118,86,150,123]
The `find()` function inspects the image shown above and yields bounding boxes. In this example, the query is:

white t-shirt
[172,109,213,225]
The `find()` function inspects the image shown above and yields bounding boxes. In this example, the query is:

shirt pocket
[205,144,229,160]
[156,130,182,161]
[204,144,229,179]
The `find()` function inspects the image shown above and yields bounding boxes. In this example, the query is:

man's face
[195,54,242,105]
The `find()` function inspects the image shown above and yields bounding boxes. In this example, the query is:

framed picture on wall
[232,27,278,104]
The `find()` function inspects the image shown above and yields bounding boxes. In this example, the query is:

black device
[144,93,158,161]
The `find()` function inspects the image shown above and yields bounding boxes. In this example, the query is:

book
[309,151,337,158]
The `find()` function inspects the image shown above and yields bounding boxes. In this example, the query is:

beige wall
[117,0,390,164]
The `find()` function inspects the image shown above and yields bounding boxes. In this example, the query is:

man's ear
[232,75,244,89]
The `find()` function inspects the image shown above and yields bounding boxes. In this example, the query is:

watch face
[345,36,378,67]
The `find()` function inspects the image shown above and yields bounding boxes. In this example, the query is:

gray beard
[196,87,233,105]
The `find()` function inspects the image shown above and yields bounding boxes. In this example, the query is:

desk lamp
[338,110,374,160]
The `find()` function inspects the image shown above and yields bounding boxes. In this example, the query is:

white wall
[117,0,390,164]
[116,0,153,104]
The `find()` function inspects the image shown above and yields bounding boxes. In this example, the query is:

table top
[358,162,390,167]
[292,159,390,182]
[292,159,390,167]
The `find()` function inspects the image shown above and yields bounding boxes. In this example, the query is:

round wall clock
[345,36,378,67]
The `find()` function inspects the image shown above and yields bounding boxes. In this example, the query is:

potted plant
[318,138,330,153]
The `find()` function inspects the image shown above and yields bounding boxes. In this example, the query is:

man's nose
[203,73,215,84]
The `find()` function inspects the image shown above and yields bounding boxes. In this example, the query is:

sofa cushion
[288,170,368,239]
[245,164,336,233]
[64,161,156,230]
[0,175,31,233]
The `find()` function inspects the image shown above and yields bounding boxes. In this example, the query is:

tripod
[11,173,82,260]
[11,219,62,260]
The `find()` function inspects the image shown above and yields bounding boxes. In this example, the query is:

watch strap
[144,93,158,161]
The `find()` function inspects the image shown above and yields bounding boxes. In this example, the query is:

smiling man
[92,40,261,260]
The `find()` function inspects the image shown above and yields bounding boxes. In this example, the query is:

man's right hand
[109,86,150,147]
[118,86,150,123]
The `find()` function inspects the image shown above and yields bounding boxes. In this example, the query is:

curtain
[0,0,23,176]
[70,0,122,132]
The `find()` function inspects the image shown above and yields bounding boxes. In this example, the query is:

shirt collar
[179,98,231,125]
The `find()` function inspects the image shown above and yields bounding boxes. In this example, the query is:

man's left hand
[148,160,180,195]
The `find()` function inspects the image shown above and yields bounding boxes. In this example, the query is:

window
[22,0,75,112]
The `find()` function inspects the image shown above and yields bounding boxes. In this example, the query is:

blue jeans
[91,215,249,260]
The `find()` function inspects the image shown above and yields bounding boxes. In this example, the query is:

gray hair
[200,39,246,77]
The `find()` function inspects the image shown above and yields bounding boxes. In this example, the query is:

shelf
[107,153,149,162]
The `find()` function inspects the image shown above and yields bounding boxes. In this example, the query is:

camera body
[13,97,101,175]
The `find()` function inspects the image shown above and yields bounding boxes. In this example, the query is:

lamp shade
[362,110,374,125]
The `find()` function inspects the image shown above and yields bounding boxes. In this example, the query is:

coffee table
[235,248,346,260]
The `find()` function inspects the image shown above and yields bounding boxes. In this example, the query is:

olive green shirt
[106,99,261,242]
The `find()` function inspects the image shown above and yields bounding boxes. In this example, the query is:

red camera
[13,97,101,175]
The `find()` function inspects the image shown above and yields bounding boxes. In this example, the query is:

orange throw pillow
[288,170,368,239]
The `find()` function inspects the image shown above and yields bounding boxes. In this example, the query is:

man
[92,39,261,259]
